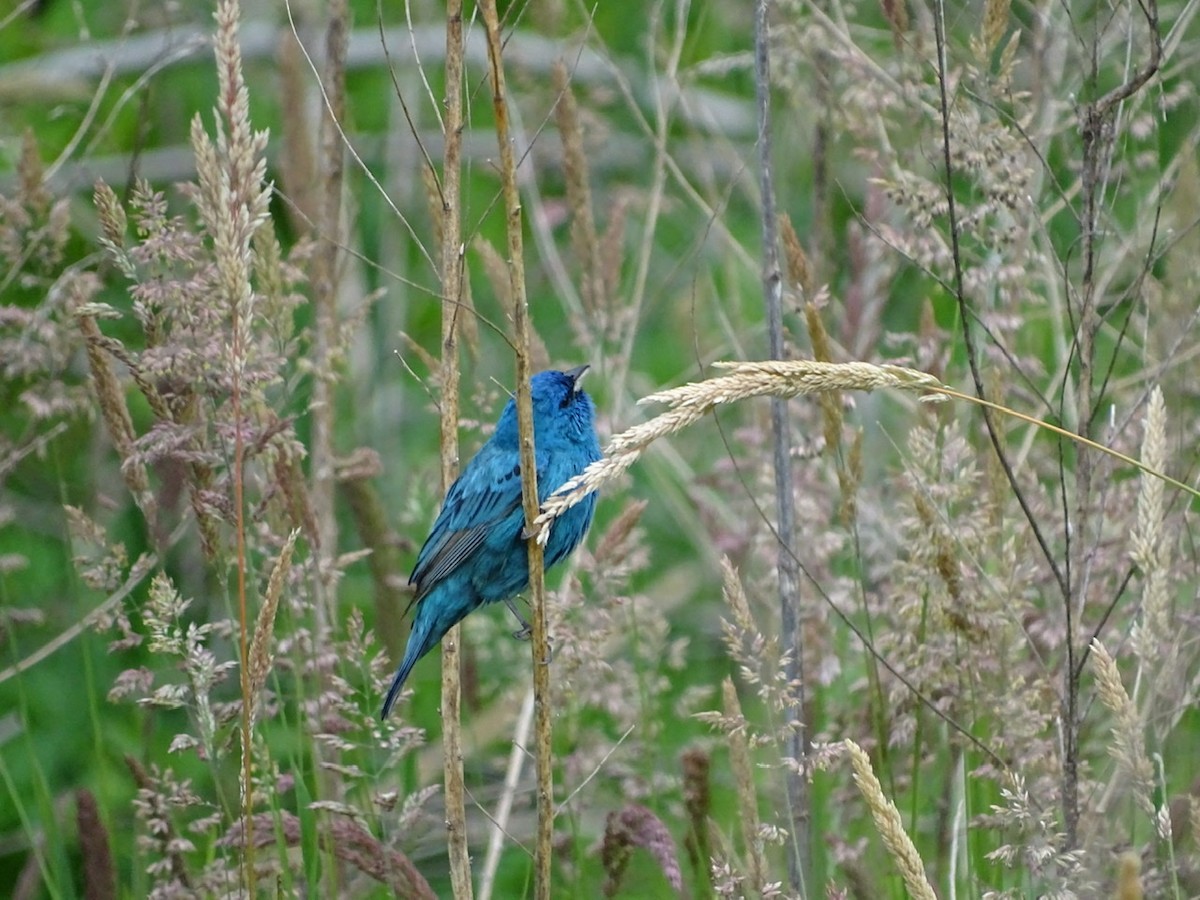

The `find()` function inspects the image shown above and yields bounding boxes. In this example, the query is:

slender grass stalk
[480,688,536,900]
[1062,0,1161,850]
[231,122,255,900]
[311,0,348,615]
[0,705,57,894]
[0,548,159,686]
[723,678,765,893]
[928,387,1198,504]
[609,0,687,413]
[752,0,808,888]
[306,7,349,889]
[438,2,471,897]
[477,2,553,895]
[203,0,258,885]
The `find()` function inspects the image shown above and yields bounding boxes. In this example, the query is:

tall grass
[1,0,1198,897]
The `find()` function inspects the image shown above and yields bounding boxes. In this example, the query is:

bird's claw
[508,621,555,665]
[505,596,532,638]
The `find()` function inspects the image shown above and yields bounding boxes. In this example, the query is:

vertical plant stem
[611,0,688,410]
[724,679,765,894]
[478,2,552,896]
[809,0,830,279]
[1062,0,1161,849]
[311,0,347,624]
[207,0,260,889]
[1062,46,1108,857]
[1063,0,1160,850]
[753,0,808,889]
[479,688,536,900]
[233,261,253,896]
[309,9,348,872]
[929,0,1076,849]
[928,0,1067,600]
[439,2,471,897]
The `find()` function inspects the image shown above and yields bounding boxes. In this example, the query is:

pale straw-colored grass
[1091,639,1156,819]
[1114,851,1144,900]
[723,676,766,894]
[247,528,298,726]
[1130,387,1175,691]
[534,359,944,542]
[843,739,937,900]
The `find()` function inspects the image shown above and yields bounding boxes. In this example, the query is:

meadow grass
[1,0,1198,896]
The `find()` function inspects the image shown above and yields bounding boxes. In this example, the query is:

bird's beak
[564,364,589,393]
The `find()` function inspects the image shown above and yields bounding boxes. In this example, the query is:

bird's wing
[409,445,524,603]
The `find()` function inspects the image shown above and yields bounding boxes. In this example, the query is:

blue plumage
[380,366,601,719]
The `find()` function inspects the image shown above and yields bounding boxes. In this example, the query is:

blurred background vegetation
[2,0,1199,896]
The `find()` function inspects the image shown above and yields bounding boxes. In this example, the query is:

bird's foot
[504,597,554,661]
[504,597,532,639]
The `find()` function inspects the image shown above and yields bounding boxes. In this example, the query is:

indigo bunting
[381,365,601,719]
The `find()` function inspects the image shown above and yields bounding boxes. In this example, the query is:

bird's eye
[559,391,572,409]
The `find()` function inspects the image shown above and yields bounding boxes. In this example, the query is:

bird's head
[493,365,596,448]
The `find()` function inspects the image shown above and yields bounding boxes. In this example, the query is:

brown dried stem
[305,7,349,879]
[478,1,553,895]
[1064,0,1161,849]
[310,0,348,597]
[438,1,471,897]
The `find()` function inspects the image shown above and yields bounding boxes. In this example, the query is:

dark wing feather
[408,444,522,605]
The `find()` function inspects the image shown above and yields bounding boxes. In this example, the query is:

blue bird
[381,365,601,719]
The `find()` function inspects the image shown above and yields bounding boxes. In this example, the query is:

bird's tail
[380,605,443,719]
[384,600,468,720]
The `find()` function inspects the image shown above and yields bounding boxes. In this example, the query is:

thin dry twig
[478,1,554,895]
[437,2,472,897]
[309,0,348,592]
